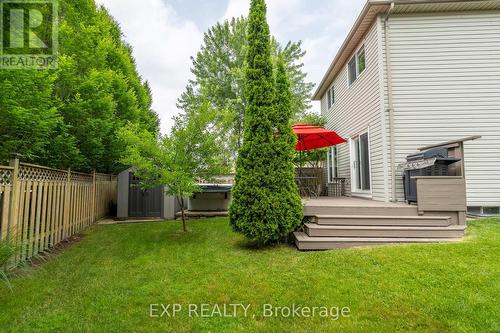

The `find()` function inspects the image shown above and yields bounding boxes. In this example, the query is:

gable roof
[312,0,500,100]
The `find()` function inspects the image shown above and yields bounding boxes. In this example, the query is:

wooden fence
[0,158,117,265]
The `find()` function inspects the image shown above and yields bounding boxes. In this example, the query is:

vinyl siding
[386,11,500,207]
[321,20,387,201]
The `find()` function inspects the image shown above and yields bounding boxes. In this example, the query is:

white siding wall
[387,11,500,207]
[321,21,387,201]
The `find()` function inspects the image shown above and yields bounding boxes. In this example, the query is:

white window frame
[348,56,357,86]
[349,129,372,197]
[327,146,338,183]
[348,44,366,86]
[327,86,335,110]
[357,46,366,75]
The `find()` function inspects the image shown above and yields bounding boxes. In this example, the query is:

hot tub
[188,184,232,212]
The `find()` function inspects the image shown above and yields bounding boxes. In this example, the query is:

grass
[0,218,499,332]
[0,230,18,289]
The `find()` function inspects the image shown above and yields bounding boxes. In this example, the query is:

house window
[327,86,335,109]
[327,146,338,183]
[351,131,371,192]
[348,56,357,85]
[357,47,366,74]
[348,45,366,85]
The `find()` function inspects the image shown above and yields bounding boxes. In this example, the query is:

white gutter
[383,2,396,202]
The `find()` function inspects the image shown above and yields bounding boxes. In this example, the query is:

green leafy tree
[0,0,159,172]
[230,0,301,244]
[0,69,83,167]
[178,16,314,164]
[272,40,314,120]
[119,103,228,231]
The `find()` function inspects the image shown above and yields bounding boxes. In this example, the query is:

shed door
[128,173,162,217]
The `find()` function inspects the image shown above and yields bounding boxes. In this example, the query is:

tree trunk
[176,196,187,232]
[180,197,187,232]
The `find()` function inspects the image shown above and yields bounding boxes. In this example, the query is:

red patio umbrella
[292,123,347,151]
[292,123,346,197]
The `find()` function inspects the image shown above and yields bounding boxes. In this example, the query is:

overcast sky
[95,0,366,133]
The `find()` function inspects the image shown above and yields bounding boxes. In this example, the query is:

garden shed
[116,168,178,220]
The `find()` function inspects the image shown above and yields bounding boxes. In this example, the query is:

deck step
[312,215,452,227]
[305,223,465,238]
[304,206,419,217]
[293,232,462,250]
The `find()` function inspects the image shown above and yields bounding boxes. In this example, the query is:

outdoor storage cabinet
[116,168,179,220]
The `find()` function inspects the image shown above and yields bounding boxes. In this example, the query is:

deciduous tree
[119,103,228,231]
[0,0,159,173]
[178,16,314,164]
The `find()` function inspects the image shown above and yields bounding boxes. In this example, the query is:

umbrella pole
[299,142,303,178]
[299,146,303,196]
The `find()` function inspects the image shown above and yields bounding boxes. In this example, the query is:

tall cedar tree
[230,0,302,244]
[271,58,304,237]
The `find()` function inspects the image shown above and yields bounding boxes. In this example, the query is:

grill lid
[399,157,461,171]
[399,158,437,171]
[406,147,448,161]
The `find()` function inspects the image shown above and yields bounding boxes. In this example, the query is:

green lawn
[0,218,499,332]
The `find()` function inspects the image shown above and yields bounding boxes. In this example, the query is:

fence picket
[45,182,53,250]
[1,186,11,240]
[21,181,31,261]
[54,182,62,245]
[8,158,20,261]
[68,182,74,236]
[28,182,38,258]
[77,183,83,232]
[40,182,48,251]
[34,182,43,255]
[49,182,57,247]
[15,181,26,262]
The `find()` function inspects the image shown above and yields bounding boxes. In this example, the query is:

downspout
[384,3,396,201]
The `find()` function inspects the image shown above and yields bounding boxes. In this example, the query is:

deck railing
[0,158,117,266]
[295,166,346,198]
[326,178,347,197]
[295,167,324,198]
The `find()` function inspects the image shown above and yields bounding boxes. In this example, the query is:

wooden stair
[305,223,466,238]
[312,215,452,226]
[294,232,462,250]
[294,198,466,250]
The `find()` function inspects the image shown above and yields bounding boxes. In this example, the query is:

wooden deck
[294,196,466,250]
[303,197,419,217]
[304,197,412,208]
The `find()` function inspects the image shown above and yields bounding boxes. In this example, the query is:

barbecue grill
[401,147,461,203]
